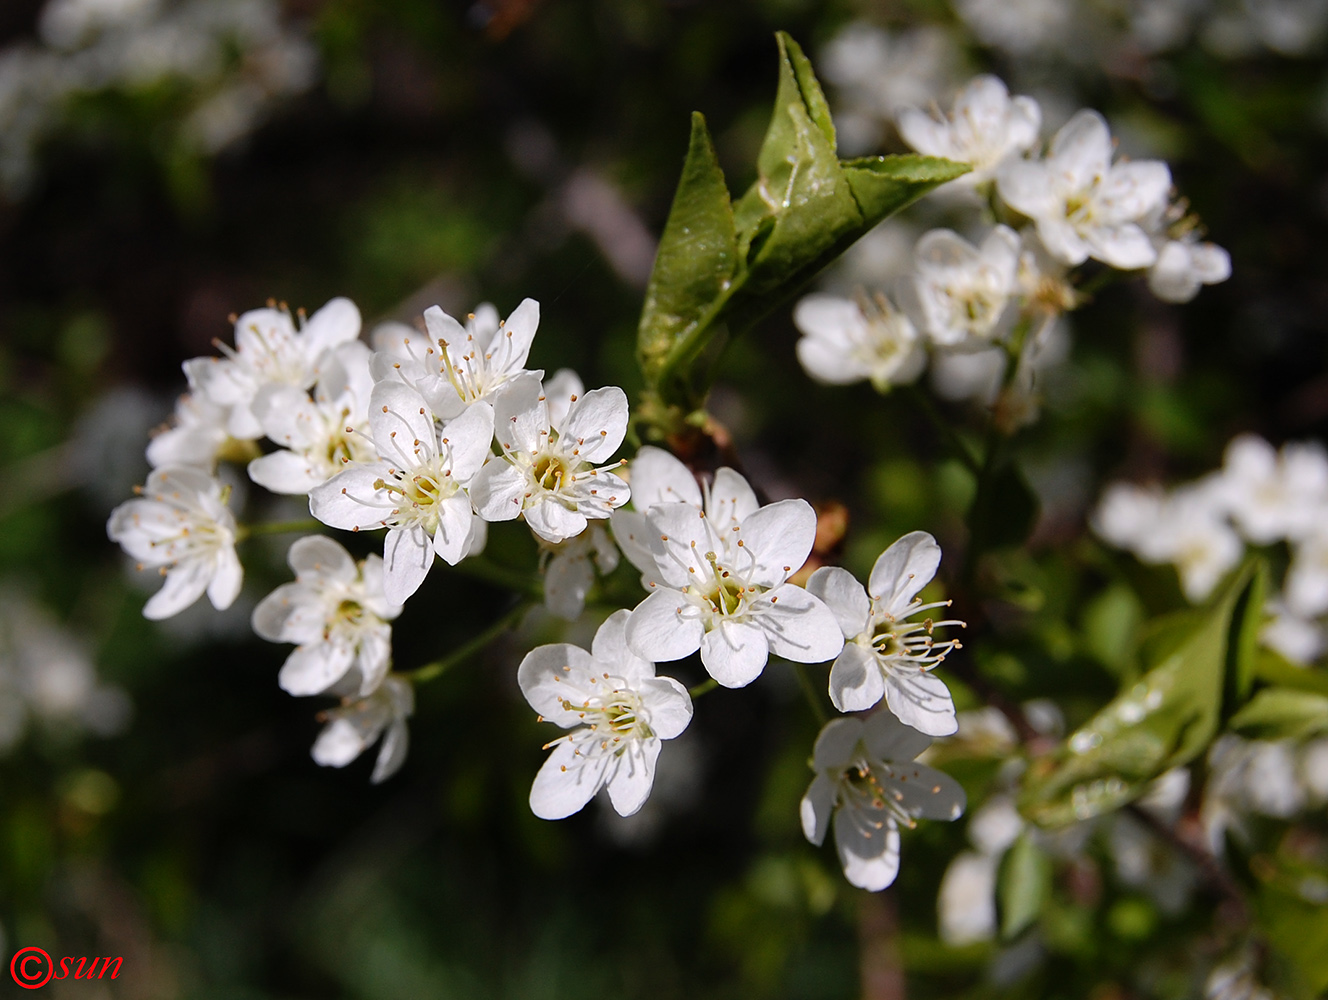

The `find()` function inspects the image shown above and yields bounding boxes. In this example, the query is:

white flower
[1148,238,1232,303]
[370,299,542,421]
[792,292,926,391]
[107,465,243,620]
[955,0,1073,55]
[183,297,362,439]
[998,110,1171,270]
[541,523,620,621]
[1217,434,1328,544]
[252,535,402,697]
[907,226,1021,348]
[800,712,966,891]
[307,382,494,605]
[624,486,844,688]
[937,851,1000,945]
[610,448,783,592]
[1287,528,1328,619]
[518,610,693,819]
[311,674,413,784]
[469,373,630,544]
[1260,598,1325,666]
[248,341,377,495]
[1092,481,1168,551]
[808,532,963,736]
[897,75,1041,187]
[146,391,230,470]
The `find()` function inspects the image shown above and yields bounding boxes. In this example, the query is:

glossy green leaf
[1020,563,1261,828]
[637,112,738,389]
[999,832,1051,939]
[1253,647,1328,696]
[1230,687,1328,740]
[635,32,968,431]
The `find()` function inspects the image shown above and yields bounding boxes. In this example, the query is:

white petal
[248,450,322,495]
[812,717,866,771]
[529,736,610,819]
[311,718,369,767]
[206,547,243,610]
[544,547,595,620]
[590,609,654,684]
[308,464,394,530]
[626,589,705,662]
[542,369,584,430]
[382,525,434,604]
[143,560,212,619]
[862,710,933,762]
[737,499,817,587]
[440,401,496,484]
[289,535,358,583]
[354,626,393,695]
[801,772,836,845]
[1048,109,1112,190]
[884,667,958,737]
[561,386,629,464]
[371,718,410,783]
[756,585,845,664]
[645,502,722,588]
[468,461,526,522]
[700,619,770,688]
[518,643,600,724]
[639,676,693,740]
[492,375,547,455]
[279,641,356,696]
[369,381,437,470]
[628,445,702,508]
[829,642,886,712]
[707,468,760,530]
[869,531,942,617]
[524,500,589,544]
[881,760,967,820]
[431,496,477,565]
[1083,223,1157,270]
[835,810,901,891]
[302,297,362,356]
[807,566,871,638]
[996,160,1058,220]
[489,298,540,376]
[252,583,321,643]
[605,738,663,816]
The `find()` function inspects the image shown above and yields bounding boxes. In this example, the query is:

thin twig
[408,602,530,683]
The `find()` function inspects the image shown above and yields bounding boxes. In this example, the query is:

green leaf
[1082,583,1145,678]
[637,112,738,390]
[1020,563,1261,828]
[842,155,971,223]
[999,833,1051,939]
[1230,687,1328,740]
[1253,647,1328,696]
[635,33,968,431]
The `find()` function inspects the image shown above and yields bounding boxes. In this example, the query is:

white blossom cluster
[0,0,317,196]
[105,290,970,887]
[796,71,1230,427]
[1094,433,1328,664]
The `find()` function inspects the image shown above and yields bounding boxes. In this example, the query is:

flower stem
[792,662,829,725]
[688,677,719,699]
[408,602,530,683]
[235,518,323,541]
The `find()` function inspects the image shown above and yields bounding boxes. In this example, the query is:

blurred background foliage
[2,0,1328,997]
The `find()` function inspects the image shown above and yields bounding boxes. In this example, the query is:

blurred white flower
[1148,238,1232,303]
[469,372,630,545]
[625,485,843,688]
[1285,527,1328,618]
[146,391,230,471]
[801,712,966,891]
[107,465,242,619]
[518,610,693,820]
[907,226,1022,348]
[1217,434,1328,544]
[999,110,1171,270]
[183,297,362,440]
[808,531,963,735]
[252,536,402,698]
[898,75,1041,187]
[792,292,926,391]
[311,674,413,784]
[1260,598,1325,665]
[955,0,1074,55]
[308,382,494,605]
[540,523,620,621]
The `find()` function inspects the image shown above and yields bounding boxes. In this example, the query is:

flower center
[561,688,653,750]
